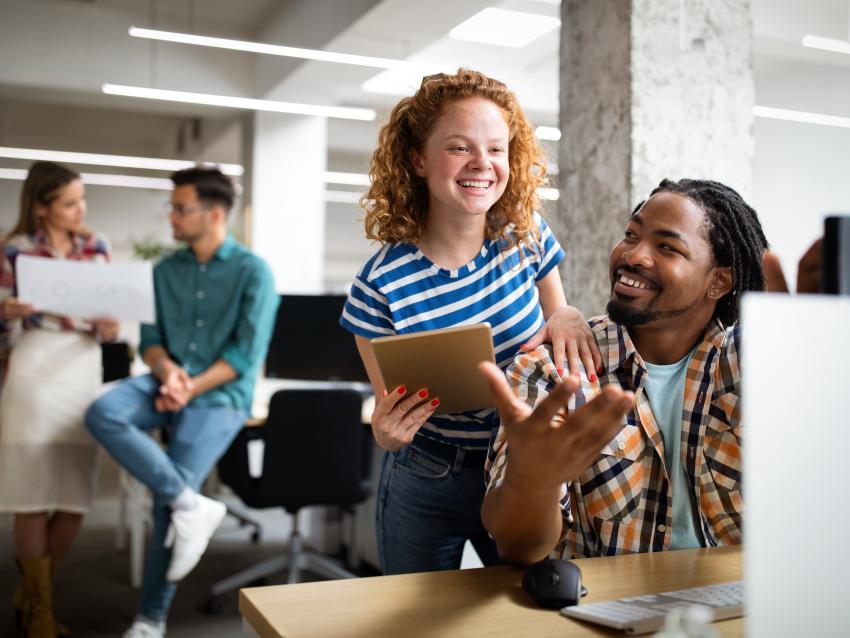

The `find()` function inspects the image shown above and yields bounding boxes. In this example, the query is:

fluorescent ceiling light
[0,168,28,181]
[103,84,376,122]
[323,171,371,186]
[0,146,243,176]
[535,126,561,141]
[324,190,364,204]
[79,174,173,190]
[0,167,173,190]
[129,26,415,70]
[802,34,850,55]
[449,8,560,48]
[537,187,559,201]
[753,105,850,129]
[361,68,431,96]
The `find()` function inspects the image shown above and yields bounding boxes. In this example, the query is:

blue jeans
[376,435,501,574]
[84,374,245,622]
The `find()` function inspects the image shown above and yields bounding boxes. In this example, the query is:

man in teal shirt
[86,167,278,638]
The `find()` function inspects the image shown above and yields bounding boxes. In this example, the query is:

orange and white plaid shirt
[486,315,743,558]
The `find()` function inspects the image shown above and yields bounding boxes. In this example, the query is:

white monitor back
[743,294,850,637]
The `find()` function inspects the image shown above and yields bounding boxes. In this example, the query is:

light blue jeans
[376,434,502,574]
[85,374,245,622]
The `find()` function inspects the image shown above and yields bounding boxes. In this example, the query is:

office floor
[0,502,379,638]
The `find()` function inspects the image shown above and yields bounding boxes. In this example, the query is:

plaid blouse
[486,315,743,558]
[0,230,111,362]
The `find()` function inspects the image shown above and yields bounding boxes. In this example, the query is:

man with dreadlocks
[479,178,767,562]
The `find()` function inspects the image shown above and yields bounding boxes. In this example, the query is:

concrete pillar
[556,0,754,315]
[243,112,327,293]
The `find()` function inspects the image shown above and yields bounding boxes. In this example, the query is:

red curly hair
[362,69,548,250]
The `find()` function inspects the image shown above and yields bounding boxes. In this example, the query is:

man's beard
[606,297,692,326]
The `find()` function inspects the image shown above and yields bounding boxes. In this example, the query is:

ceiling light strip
[129,26,414,70]
[323,171,371,186]
[801,34,850,55]
[753,105,850,129]
[0,168,28,181]
[324,190,364,204]
[0,167,173,190]
[0,146,244,176]
[102,84,376,122]
[534,126,561,141]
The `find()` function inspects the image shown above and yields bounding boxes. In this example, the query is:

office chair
[207,387,373,611]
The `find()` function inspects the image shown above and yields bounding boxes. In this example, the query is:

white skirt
[0,328,102,513]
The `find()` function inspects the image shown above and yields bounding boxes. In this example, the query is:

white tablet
[370,324,496,415]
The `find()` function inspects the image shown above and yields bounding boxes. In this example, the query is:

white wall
[752,57,850,286]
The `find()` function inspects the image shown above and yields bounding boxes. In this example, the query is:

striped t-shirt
[340,213,565,449]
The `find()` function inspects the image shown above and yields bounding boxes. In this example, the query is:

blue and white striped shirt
[340,214,565,449]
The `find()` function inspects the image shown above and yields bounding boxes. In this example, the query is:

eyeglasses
[163,202,207,216]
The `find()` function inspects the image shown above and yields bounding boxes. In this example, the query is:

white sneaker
[164,493,226,582]
[123,619,165,638]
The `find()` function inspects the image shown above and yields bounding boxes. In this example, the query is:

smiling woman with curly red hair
[363,69,546,248]
[340,69,600,575]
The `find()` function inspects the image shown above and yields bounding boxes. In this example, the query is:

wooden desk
[240,545,742,637]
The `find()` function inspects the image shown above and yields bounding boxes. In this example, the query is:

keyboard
[560,580,744,635]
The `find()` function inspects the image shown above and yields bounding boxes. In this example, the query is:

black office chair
[101,341,132,383]
[207,388,373,610]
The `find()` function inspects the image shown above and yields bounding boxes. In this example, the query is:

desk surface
[240,545,742,638]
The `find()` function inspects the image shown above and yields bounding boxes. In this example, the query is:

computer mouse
[521,558,583,609]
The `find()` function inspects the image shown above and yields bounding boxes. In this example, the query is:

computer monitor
[743,294,850,636]
[823,215,850,294]
[264,294,369,383]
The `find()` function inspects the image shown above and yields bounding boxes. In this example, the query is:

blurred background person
[0,161,118,638]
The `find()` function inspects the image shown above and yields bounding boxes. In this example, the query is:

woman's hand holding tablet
[370,385,440,451]
[370,324,496,416]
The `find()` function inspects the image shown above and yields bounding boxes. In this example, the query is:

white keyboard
[561,580,744,635]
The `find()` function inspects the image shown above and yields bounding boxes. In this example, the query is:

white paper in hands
[16,255,155,323]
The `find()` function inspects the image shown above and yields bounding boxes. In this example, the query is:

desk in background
[251,377,374,424]
[240,545,742,638]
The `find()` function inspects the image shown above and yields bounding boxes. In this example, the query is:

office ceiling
[1,0,848,164]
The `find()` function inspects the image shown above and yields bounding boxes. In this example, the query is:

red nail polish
[418,389,428,398]
[589,374,597,382]
[431,399,440,407]
[556,367,563,376]
[397,385,406,395]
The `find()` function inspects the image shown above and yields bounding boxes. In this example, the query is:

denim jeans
[376,435,502,575]
[84,374,245,622]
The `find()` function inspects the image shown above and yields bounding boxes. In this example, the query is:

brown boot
[13,560,30,637]
[19,556,57,638]
[13,562,70,637]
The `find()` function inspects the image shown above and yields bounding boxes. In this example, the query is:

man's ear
[210,204,227,225]
[708,266,733,299]
[410,148,426,177]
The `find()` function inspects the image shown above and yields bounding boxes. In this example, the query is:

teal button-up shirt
[139,235,279,413]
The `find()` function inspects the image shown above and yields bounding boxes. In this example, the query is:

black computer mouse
[521,558,583,609]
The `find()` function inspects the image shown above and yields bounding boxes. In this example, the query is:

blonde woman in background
[0,161,118,638]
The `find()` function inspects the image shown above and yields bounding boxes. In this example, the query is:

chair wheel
[204,595,225,615]
[251,530,261,543]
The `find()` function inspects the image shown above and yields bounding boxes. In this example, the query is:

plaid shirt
[486,315,743,558]
[0,230,111,363]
